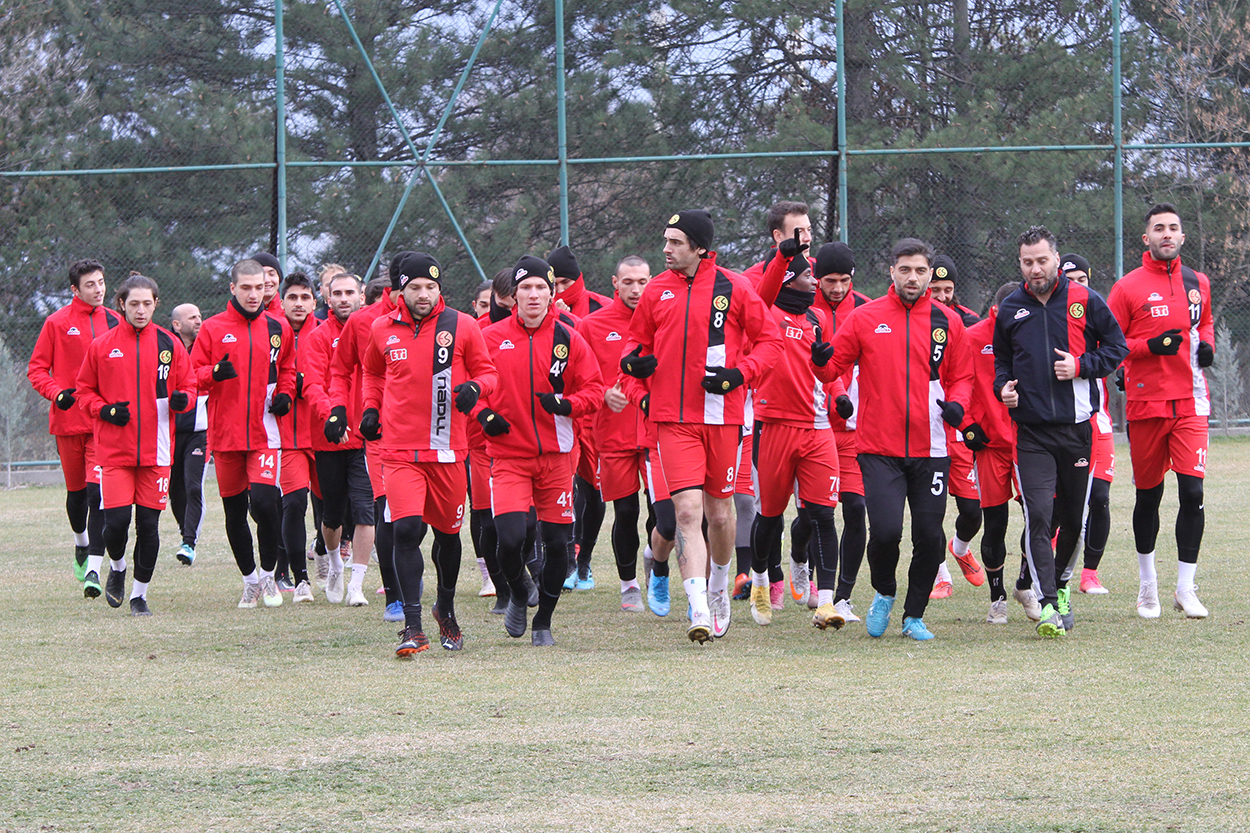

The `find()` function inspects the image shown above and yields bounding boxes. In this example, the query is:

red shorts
[599,448,672,503]
[383,459,466,533]
[655,422,740,496]
[833,431,863,496]
[101,465,171,510]
[1127,415,1208,489]
[575,432,599,488]
[366,441,386,497]
[975,446,1018,507]
[949,438,979,500]
[214,449,279,498]
[735,430,755,496]
[490,454,575,523]
[56,434,100,491]
[280,449,321,497]
[468,450,492,511]
[753,422,840,516]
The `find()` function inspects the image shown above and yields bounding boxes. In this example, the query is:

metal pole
[275,0,288,269]
[835,0,848,242]
[555,0,570,244]
[1113,0,1123,279]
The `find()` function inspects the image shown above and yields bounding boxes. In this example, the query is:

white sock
[708,561,730,595]
[73,531,89,547]
[329,549,343,573]
[260,568,275,582]
[936,562,952,584]
[87,555,103,575]
[683,577,708,616]
[130,580,148,600]
[818,588,834,607]
[621,579,639,593]
[1137,551,1157,583]
[110,557,127,573]
[243,570,259,585]
[349,563,366,590]
[751,569,768,588]
[1177,561,1197,592]
[951,536,970,557]
[477,557,489,580]
[643,545,653,562]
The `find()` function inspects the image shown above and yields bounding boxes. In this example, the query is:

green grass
[2,438,1248,832]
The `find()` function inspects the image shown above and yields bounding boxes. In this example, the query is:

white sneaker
[293,580,314,603]
[314,551,329,588]
[346,583,369,607]
[708,588,731,638]
[1137,580,1161,619]
[325,570,345,604]
[788,558,810,607]
[1013,587,1041,622]
[478,575,496,598]
[986,599,1008,625]
[1173,586,1208,618]
[833,599,860,624]
[238,581,262,609]
[260,575,283,608]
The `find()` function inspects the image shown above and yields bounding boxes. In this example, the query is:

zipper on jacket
[135,330,142,466]
[1042,295,1056,420]
[247,321,254,449]
[904,306,911,458]
[529,329,543,455]
[679,280,693,422]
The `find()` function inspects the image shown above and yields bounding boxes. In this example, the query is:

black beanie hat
[785,253,811,282]
[1060,253,1091,277]
[814,242,855,277]
[250,252,283,280]
[931,254,957,283]
[393,252,441,290]
[666,209,714,252]
[513,255,554,290]
[547,246,581,281]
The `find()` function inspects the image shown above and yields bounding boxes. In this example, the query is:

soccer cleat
[531,629,555,647]
[105,568,127,609]
[433,605,464,650]
[687,609,712,643]
[1013,586,1042,622]
[789,559,811,606]
[986,599,1009,625]
[812,602,846,631]
[647,574,670,617]
[383,600,404,621]
[1036,604,1065,638]
[1057,586,1074,632]
[769,580,785,611]
[833,599,860,624]
[276,576,295,592]
[807,581,819,610]
[238,581,261,609]
[749,584,773,625]
[929,579,954,600]
[1173,586,1209,619]
[314,551,329,588]
[865,593,895,638]
[346,584,369,607]
[325,570,345,604]
[293,580,314,604]
[504,597,528,638]
[478,575,496,598]
[129,597,152,616]
[575,565,595,591]
[708,588,732,638]
[732,573,751,600]
[522,570,540,607]
[901,616,935,641]
[490,587,509,615]
[83,570,102,599]
[1079,567,1109,594]
[396,626,430,657]
[175,543,196,566]
[621,586,644,612]
[74,546,88,582]
[1137,580,1161,619]
[951,541,985,587]
[562,563,577,592]
[260,575,283,608]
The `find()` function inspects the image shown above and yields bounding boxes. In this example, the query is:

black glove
[453,381,480,414]
[477,408,511,437]
[324,405,348,443]
[1197,340,1214,368]
[100,401,130,427]
[169,391,189,412]
[359,407,382,442]
[639,394,650,417]
[212,353,237,382]
[811,340,834,367]
[1147,328,1183,356]
[962,422,989,452]
[834,394,854,420]
[1115,366,1125,392]
[268,392,292,416]
[777,228,810,274]
[55,389,76,411]
[620,346,657,379]
[936,398,964,428]
[295,372,305,398]
[702,365,745,395]
[536,392,573,416]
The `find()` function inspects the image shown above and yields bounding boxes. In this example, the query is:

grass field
[2,438,1248,833]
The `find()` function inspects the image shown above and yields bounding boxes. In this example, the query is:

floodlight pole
[1113,0,1123,279]
[556,0,570,245]
[275,0,288,270]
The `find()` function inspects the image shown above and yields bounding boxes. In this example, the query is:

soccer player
[190,259,298,609]
[995,226,1127,637]
[361,252,499,655]
[27,259,121,594]
[1061,254,1116,595]
[169,303,208,566]
[314,262,348,321]
[478,255,605,646]
[251,252,284,314]
[76,274,195,614]
[471,280,492,318]
[1107,204,1214,619]
[827,238,974,641]
[621,209,784,643]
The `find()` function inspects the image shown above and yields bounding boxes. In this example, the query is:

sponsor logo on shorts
[223,333,237,343]
[67,327,81,336]
[1148,292,1163,301]
[1150,305,1169,318]
[386,334,400,345]
[660,290,675,301]
[1188,289,1202,304]
[606,331,622,341]
[1014,308,1030,319]
[108,348,124,358]
[499,339,516,350]
[1075,457,1089,467]
[262,469,274,480]
[874,323,891,334]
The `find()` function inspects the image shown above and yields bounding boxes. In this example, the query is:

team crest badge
[437,331,453,348]
[713,295,729,311]
[935,266,948,279]
[1188,289,1201,304]
[554,344,569,359]
[1069,302,1085,319]
[270,334,282,348]
[932,328,947,344]
[429,266,440,281]
[668,214,681,225]
[159,350,172,364]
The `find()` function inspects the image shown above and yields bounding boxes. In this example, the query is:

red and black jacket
[577,295,650,454]
[966,311,1014,451]
[555,276,611,319]
[277,316,322,451]
[27,296,121,436]
[326,292,396,450]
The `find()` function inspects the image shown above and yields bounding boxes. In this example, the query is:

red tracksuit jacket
[965,311,1014,451]
[76,323,195,468]
[556,276,611,319]
[300,313,359,453]
[277,316,321,451]
[1107,252,1214,419]
[623,253,783,426]
[27,297,122,436]
[190,300,297,453]
[828,285,973,458]
[578,295,650,454]
[362,296,499,463]
[478,308,604,459]
[326,292,397,451]
[815,285,873,432]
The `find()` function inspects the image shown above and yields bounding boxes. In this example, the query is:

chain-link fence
[5,0,1250,466]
